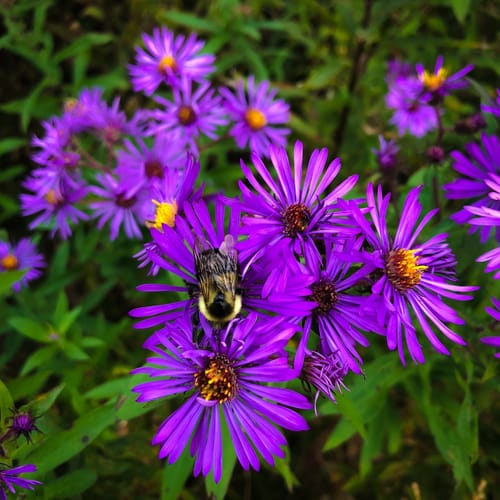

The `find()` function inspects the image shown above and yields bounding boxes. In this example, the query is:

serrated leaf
[25,404,116,475]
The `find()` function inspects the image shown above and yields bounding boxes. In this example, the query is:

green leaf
[273,448,300,491]
[0,270,26,295]
[161,447,195,500]
[20,346,57,376]
[323,417,356,451]
[160,11,218,33]
[61,341,89,361]
[58,306,82,335]
[53,33,114,63]
[22,384,65,417]
[25,404,116,474]
[449,0,471,23]
[84,377,130,400]
[42,468,97,499]
[53,291,68,326]
[0,379,14,429]
[0,137,27,156]
[8,317,52,343]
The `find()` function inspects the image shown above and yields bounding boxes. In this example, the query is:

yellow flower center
[385,248,428,291]
[244,108,267,131]
[148,200,178,231]
[194,355,237,404]
[45,189,62,206]
[1,254,18,270]
[158,55,177,74]
[420,67,448,91]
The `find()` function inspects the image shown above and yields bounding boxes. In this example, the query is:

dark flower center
[282,202,311,237]
[194,354,238,403]
[177,105,197,126]
[385,248,428,292]
[116,193,136,209]
[309,279,337,315]
[144,159,164,179]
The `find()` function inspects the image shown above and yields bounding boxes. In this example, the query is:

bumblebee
[194,235,243,328]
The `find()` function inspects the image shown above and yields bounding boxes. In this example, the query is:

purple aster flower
[130,197,315,330]
[480,298,500,358]
[219,76,290,158]
[116,135,188,196]
[482,89,500,118]
[386,59,412,84]
[31,116,76,168]
[90,95,141,145]
[0,238,45,292]
[134,154,204,275]
[0,464,41,499]
[20,178,89,239]
[443,133,500,242]
[386,77,438,137]
[372,135,399,169]
[132,313,311,482]
[342,184,479,364]
[300,348,348,415]
[128,27,215,95]
[89,173,148,240]
[465,182,500,278]
[236,141,359,260]
[62,87,107,133]
[294,237,382,374]
[416,55,473,99]
[146,78,227,154]
[7,409,41,444]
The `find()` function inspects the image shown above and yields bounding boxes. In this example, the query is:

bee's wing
[219,234,238,261]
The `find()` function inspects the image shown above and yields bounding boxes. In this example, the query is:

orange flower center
[244,108,267,131]
[194,355,237,403]
[1,254,18,270]
[385,248,428,291]
[158,55,177,74]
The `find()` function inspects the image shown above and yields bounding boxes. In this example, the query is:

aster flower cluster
[132,135,479,481]
[21,26,291,241]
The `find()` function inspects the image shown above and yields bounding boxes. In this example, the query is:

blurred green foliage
[0,0,499,499]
